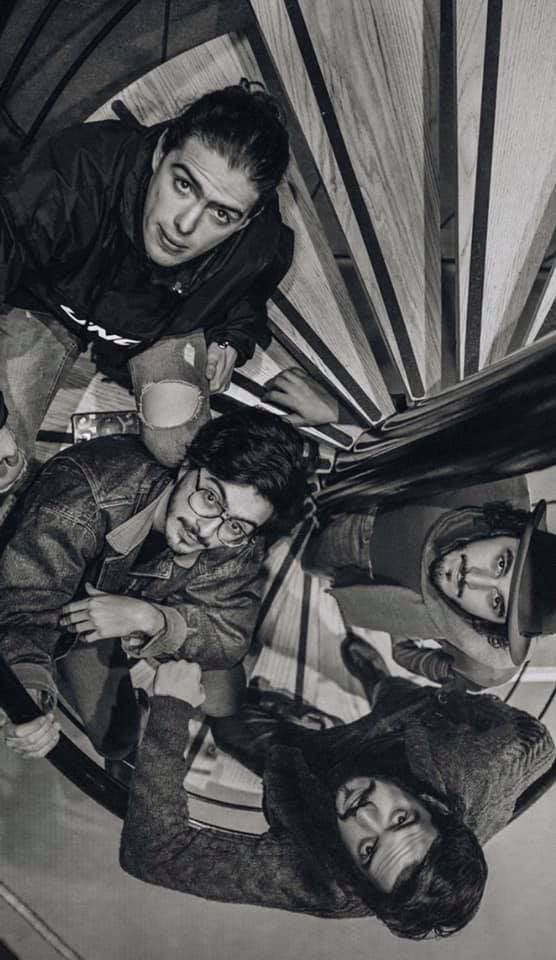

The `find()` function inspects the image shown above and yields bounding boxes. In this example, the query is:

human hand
[262,367,340,427]
[205,342,238,393]
[0,424,25,493]
[59,583,164,643]
[0,704,60,759]
[153,661,206,707]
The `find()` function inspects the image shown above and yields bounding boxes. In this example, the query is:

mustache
[178,518,209,547]
[429,553,467,596]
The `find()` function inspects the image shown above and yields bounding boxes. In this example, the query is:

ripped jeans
[0,306,210,476]
[129,329,210,467]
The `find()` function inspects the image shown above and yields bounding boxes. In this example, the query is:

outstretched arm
[263,367,341,427]
[207,217,294,371]
[121,663,361,916]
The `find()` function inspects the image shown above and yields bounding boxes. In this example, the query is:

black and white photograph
[1,2,555,958]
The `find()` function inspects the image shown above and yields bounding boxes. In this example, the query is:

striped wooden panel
[455,0,489,377]
[457,0,556,373]
[251,0,442,399]
[90,31,393,423]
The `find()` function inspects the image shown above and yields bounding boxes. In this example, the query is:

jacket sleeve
[128,550,266,670]
[407,691,556,843]
[0,456,104,705]
[120,696,355,915]
[391,636,456,685]
[208,221,294,365]
[0,126,108,292]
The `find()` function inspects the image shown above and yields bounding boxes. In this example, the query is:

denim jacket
[0,436,265,706]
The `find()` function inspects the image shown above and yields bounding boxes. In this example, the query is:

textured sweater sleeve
[408,692,556,843]
[391,636,456,684]
[120,697,360,915]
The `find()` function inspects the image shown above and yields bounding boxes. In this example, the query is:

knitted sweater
[120,680,554,912]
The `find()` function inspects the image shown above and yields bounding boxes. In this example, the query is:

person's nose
[355,802,381,833]
[465,567,495,590]
[196,514,223,539]
[174,200,204,236]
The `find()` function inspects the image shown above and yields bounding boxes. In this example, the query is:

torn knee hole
[139,381,203,429]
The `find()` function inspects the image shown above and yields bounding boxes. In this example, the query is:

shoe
[341,633,389,688]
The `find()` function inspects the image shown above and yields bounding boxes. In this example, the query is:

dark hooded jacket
[120,678,554,916]
[0,118,294,426]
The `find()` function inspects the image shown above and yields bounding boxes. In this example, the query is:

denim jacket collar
[105,483,172,556]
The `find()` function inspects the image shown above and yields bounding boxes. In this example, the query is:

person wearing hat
[303,495,543,689]
[429,498,554,670]
[111,657,554,939]
[0,82,293,496]
[0,408,310,762]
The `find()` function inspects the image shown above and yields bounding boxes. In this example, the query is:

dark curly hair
[430,501,531,648]
[161,81,289,211]
[187,407,315,535]
[366,799,487,939]
[324,745,488,939]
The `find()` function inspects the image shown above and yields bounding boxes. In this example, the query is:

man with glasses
[0,408,309,763]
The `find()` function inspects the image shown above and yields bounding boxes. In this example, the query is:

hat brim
[507,499,547,665]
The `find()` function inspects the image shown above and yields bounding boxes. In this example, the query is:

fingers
[263,388,299,413]
[59,608,90,627]
[206,343,237,393]
[4,713,60,758]
[60,597,90,617]
[59,605,98,640]
[264,367,305,390]
[205,342,220,384]
[282,413,309,427]
[262,368,307,410]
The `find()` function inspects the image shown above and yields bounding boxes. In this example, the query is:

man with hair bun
[0,82,293,490]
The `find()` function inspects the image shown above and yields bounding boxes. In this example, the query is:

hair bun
[238,77,286,125]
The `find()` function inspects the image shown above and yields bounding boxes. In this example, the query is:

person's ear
[151,132,167,173]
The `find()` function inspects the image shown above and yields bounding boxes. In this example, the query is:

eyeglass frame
[187,467,258,546]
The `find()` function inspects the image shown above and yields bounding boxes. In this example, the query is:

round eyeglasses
[188,470,257,546]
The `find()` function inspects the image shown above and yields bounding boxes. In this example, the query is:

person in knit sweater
[113,659,554,939]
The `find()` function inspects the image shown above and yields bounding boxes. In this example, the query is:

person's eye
[174,177,192,195]
[393,810,412,827]
[496,549,513,576]
[201,489,219,507]
[228,520,248,538]
[213,207,233,226]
